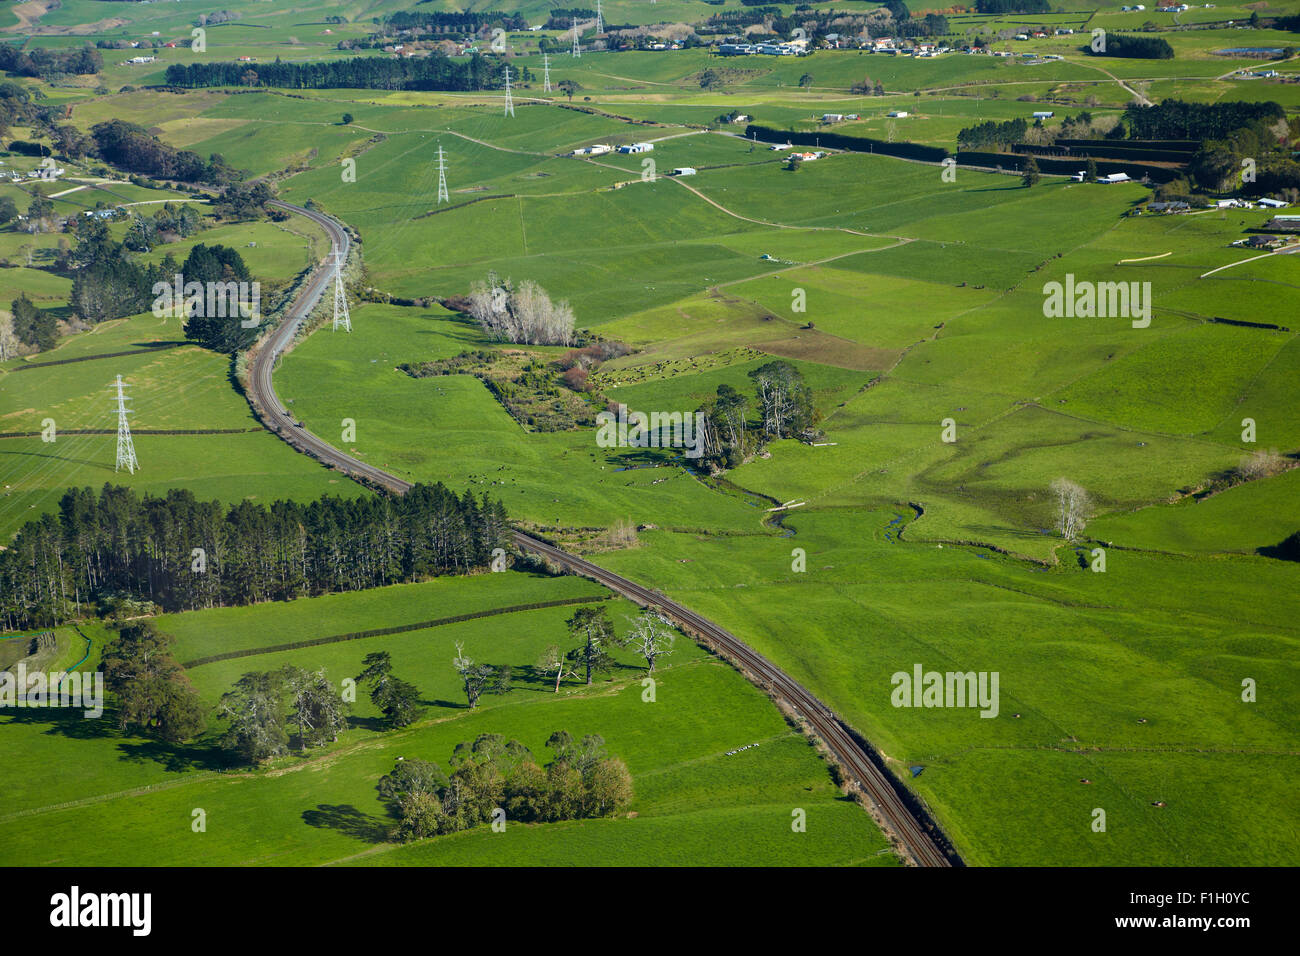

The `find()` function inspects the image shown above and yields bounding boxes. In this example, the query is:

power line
[436,143,449,204]
[110,374,138,474]
[332,251,351,333]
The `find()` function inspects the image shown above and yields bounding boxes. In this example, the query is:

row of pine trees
[0,482,511,630]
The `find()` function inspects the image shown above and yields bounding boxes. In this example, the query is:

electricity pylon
[503,65,514,117]
[595,0,603,35]
[543,53,551,93]
[436,143,449,204]
[572,18,581,58]
[111,375,138,474]
[332,251,351,332]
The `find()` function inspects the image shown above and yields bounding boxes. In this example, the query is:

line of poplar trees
[0,483,511,630]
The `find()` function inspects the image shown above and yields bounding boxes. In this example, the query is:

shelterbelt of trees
[163,52,509,92]
[0,483,512,630]
[1126,100,1300,196]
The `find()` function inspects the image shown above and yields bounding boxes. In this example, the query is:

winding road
[247,199,956,868]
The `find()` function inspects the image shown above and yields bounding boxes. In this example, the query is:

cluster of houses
[718,40,807,57]
[1235,233,1295,249]
[1148,197,1292,225]
[995,49,1064,61]
[864,38,953,56]
[11,205,120,234]
[712,33,1100,59]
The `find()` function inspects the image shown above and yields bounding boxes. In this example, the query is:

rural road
[247,199,956,868]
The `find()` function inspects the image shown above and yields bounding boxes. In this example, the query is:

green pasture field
[0,308,362,538]
[2,1,1299,869]
[161,571,607,664]
[0,575,892,866]
[592,508,1300,866]
[1090,466,1300,555]
[273,301,767,532]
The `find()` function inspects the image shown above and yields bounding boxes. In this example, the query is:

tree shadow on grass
[1,705,231,772]
[0,704,119,741]
[344,715,389,732]
[427,698,465,710]
[115,738,230,774]
[302,804,390,844]
[1258,531,1300,562]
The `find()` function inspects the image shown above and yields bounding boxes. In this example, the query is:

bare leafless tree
[622,609,676,673]
[536,643,577,693]
[1238,448,1286,482]
[0,312,18,361]
[466,273,574,346]
[1050,477,1092,542]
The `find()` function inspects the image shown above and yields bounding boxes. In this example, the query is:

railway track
[246,200,956,868]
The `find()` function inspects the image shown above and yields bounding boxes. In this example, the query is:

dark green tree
[1022,155,1041,188]
[11,294,57,351]
[566,605,616,686]
[101,621,206,744]
[218,671,289,763]
[280,664,348,750]
[356,651,422,727]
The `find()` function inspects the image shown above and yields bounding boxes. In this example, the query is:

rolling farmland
[1,0,1298,910]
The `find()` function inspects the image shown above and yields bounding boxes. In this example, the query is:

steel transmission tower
[436,144,449,204]
[111,375,138,474]
[332,251,351,332]
[595,0,603,35]
[571,18,581,58]
[543,53,551,93]
[503,65,514,117]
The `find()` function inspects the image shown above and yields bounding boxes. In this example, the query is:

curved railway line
[247,199,956,868]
